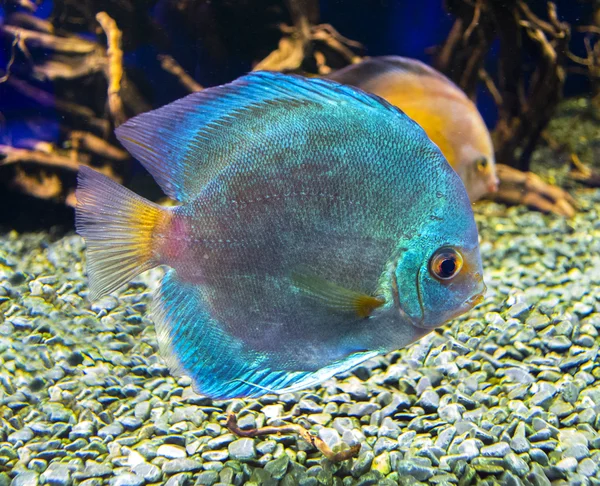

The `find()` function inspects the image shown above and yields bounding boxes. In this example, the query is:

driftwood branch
[12,168,63,200]
[68,131,129,161]
[436,0,570,172]
[6,76,110,134]
[569,154,600,187]
[254,0,363,74]
[0,34,19,84]
[0,144,81,171]
[96,12,126,126]
[158,55,203,92]
[5,0,38,12]
[0,25,97,54]
[225,413,360,463]
[490,164,576,217]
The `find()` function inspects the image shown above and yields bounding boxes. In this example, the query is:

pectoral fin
[292,272,384,318]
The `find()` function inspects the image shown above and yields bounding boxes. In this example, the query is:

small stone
[134,402,151,421]
[372,452,391,476]
[562,444,589,460]
[12,471,40,486]
[74,463,113,480]
[435,426,456,451]
[549,399,574,418]
[417,390,440,412]
[529,448,549,466]
[98,422,124,439]
[558,429,588,448]
[195,471,218,486]
[132,463,162,483]
[298,398,323,413]
[235,414,256,430]
[109,473,144,486]
[458,439,481,459]
[228,438,256,461]
[505,368,535,384]
[262,404,284,420]
[40,462,72,486]
[201,450,229,462]
[396,460,434,481]
[351,451,374,478]
[380,393,411,417]
[318,428,341,450]
[374,437,397,454]
[555,456,577,473]
[42,403,74,424]
[577,457,598,476]
[438,404,463,423]
[530,389,556,408]
[8,428,34,444]
[397,430,417,449]
[264,453,289,479]
[69,421,95,440]
[164,473,190,486]
[162,459,202,474]
[348,402,379,417]
[507,302,530,318]
[504,452,529,476]
[481,442,510,457]
[157,445,187,459]
[120,416,143,431]
[527,463,551,486]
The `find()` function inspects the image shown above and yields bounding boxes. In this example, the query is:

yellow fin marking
[292,272,384,318]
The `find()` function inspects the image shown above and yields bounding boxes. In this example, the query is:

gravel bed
[0,187,599,486]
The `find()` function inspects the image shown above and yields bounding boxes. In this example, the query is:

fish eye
[429,247,463,281]
[476,157,488,172]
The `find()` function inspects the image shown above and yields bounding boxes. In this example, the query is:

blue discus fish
[76,71,485,399]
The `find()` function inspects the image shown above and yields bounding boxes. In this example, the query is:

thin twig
[225,413,360,463]
[577,25,600,35]
[0,25,97,54]
[478,68,502,105]
[158,55,203,92]
[69,131,129,161]
[0,145,81,171]
[7,0,37,13]
[12,168,63,200]
[463,0,482,43]
[96,12,126,126]
[7,13,54,34]
[0,35,19,84]
[570,153,592,178]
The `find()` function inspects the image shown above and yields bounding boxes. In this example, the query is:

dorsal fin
[328,56,460,93]
[115,71,404,202]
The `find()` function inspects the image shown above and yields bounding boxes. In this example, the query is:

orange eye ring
[429,248,463,281]
[476,157,489,173]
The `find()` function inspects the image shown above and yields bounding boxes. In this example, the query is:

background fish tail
[75,166,168,301]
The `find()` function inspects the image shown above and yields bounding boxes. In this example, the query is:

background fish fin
[292,271,384,318]
[328,56,456,89]
[116,71,404,202]
[154,270,379,399]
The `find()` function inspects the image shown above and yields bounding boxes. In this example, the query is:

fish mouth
[487,181,499,194]
[466,283,487,308]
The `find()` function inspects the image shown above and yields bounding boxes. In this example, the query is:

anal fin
[153,270,379,399]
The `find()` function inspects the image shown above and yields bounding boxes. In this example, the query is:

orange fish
[329,56,499,201]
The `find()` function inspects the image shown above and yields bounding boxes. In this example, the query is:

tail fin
[75,166,167,301]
